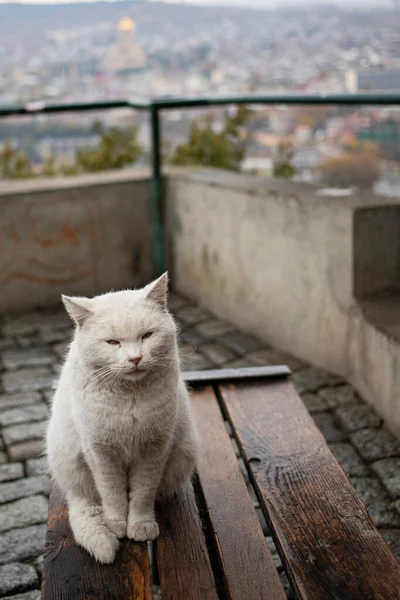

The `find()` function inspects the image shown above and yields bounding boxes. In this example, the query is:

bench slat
[220,380,400,600]
[191,386,287,600]
[183,365,290,385]
[42,485,153,600]
[156,482,218,600]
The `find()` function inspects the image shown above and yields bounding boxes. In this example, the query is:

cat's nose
[128,355,142,366]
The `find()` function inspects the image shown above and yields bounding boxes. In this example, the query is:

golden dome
[118,17,135,32]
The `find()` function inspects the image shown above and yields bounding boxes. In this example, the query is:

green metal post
[150,105,164,277]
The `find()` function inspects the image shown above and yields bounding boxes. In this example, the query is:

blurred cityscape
[0,0,400,192]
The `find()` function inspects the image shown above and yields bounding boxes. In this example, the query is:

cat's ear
[62,295,93,326]
[145,272,169,309]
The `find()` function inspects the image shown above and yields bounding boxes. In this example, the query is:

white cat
[46,273,198,564]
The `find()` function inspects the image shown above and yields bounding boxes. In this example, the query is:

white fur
[46,273,199,564]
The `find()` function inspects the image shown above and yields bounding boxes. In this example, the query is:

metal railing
[1,93,400,275]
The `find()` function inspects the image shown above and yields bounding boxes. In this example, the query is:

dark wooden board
[220,380,400,600]
[191,386,286,600]
[183,365,291,385]
[42,485,153,600]
[156,481,219,600]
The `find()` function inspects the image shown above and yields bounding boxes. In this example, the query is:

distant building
[103,17,146,74]
[353,69,400,92]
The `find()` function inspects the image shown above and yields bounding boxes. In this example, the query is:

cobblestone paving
[0,292,399,598]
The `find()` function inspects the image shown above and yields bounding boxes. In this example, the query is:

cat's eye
[106,339,120,346]
[142,331,153,340]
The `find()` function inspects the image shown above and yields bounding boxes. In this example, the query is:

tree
[273,141,296,178]
[0,141,33,179]
[75,125,142,173]
[319,152,380,189]
[170,106,250,171]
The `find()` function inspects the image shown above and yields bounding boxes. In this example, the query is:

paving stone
[223,358,256,368]
[0,405,48,428]
[0,338,16,351]
[200,343,236,366]
[329,443,369,477]
[34,554,44,576]
[2,590,41,600]
[371,458,400,499]
[218,331,264,355]
[0,495,48,533]
[0,562,39,596]
[0,392,42,412]
[0,452,7,465]
[24,312,71,329]
[350,429,400,462]
[179,328,207,346]
[193,319,235,340]
[51,364,62,376]
[8,441,44,463]
[41,390,54,405]
[2,421,47,446]
[52,341,70,359]
[266,536,283,571]
[2,349,55,372]
[300,393,326,413]
[0,463,24,483]
[396,499,400,516]
[2,322,37,337]
[312,413,347,443]
[2,368,54,393]
[279,571,295,600]
[0,437,3,451]
[247,348,307,371]
[0,523,46,565]
[174,305,210,325]
[39,328,70,344]
[256,507,269,535]
[292,368,344,394]
[26,457,48,478]
[335,405,382,433]
[168,292,191,311]
[0,476,49,503]
[318,385,360,409]
[181,352,214,371]
[379,529,400,560]
[351,477,400,527]
[16,336,44,349]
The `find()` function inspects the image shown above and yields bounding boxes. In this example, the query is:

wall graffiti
[0,193,103,290]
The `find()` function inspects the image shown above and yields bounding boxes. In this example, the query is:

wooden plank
[191,386,286,600]
[42,485,153,600]
[156,482,218,600]
[220,380,400,600]
[182,365,291,385]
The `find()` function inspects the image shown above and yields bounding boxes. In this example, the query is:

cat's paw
[127,519,159,542]
[83,523,119,564]
[105,518,127,539]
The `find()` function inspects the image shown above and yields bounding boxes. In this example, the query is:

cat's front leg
[127,459,164,541]
[86,450,128,538]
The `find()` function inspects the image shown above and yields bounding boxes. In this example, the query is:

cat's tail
[67,493,119,564]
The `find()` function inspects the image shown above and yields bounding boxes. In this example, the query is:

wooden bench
[42,367,400,600]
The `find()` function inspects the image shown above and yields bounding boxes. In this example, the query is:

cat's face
[62,273,177,384]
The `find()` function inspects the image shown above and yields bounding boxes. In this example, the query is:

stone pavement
[0,292,399,598]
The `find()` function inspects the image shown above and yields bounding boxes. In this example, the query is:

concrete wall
[0,170,153,312]
[166,169,400,435]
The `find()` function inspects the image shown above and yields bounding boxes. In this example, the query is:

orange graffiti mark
[31,215,80,248]
[9,221,21,244]
[0,268,93,289]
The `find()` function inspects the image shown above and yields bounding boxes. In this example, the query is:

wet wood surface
[156,481,219,600]
[191,385,286,600]
[220,379,400,600]
[42,485,153,600]
[183,365,291,385]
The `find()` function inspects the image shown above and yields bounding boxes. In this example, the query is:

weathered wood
[191,386,287,600]
[183,365,291,385]
[220,380,400,600]
[156,482,219,600]
[42,485,153,600]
